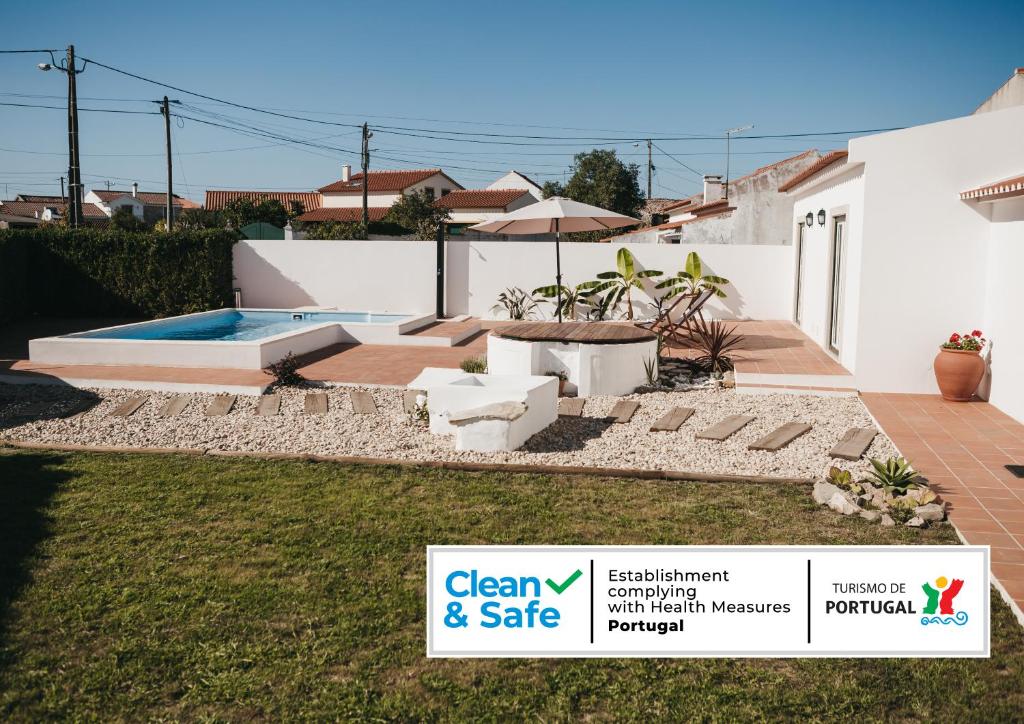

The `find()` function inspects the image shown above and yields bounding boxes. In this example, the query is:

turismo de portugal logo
[921,576,968,626]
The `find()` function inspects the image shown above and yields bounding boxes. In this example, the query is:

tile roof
[319,169,459,193]
[778,151,850,192]
[296,207,391,222]
[434,189,531,209]
[684,198,734,215]
[662,194,701,212]
[15,194,65,203]
[0,200,108,219]
[734,148,819,184]
[601,205,734,241]
[959,173,1024,202]
[204,190,322,211]
[92,189,199,207]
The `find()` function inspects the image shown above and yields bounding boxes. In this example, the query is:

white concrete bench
[447,401,528,452]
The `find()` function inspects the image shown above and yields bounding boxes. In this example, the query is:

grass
[0,449,1021,721]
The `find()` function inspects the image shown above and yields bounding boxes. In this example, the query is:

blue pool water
[67,310,410,342]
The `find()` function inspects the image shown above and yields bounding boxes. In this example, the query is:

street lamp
[37,47,87,227]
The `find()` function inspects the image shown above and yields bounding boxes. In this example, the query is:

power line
[0,101,158,115]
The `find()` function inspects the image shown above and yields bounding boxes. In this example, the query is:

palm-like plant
[586,248,662,320]
[491,287,540,320]
[532,282,593,321]
[656,251,731,300]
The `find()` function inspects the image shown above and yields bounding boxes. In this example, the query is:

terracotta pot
[557,378,566,396]
[933,347,985,401]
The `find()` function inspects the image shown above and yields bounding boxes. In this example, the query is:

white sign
[427,546,989,658]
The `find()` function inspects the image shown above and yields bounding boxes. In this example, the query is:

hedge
[0,227,237,322]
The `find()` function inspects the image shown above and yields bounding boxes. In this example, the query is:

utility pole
[66,45,83,227]
[646,139,653,200]
[360,122,371,229]
[161,96,173,230]
[59,176,66,202]
[724,124,753,200]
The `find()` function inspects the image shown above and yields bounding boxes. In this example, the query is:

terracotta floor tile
[959,531,1021,549]
[992,548,1024,566]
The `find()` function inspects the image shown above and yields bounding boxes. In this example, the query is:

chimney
[703,175,724,204]
[341,164,351,183]
[131,182,138,198]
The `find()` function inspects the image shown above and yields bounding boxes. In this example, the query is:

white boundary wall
[235,240,794,322]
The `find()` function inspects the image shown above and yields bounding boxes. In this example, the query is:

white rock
[860,510,882,522]
[880,515,895,527]
[828,491,861,516]
[905,516,926,528]
[813,481,842,505]
[914,503,946,522]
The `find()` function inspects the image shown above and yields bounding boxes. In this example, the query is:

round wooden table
[488,321,659,397]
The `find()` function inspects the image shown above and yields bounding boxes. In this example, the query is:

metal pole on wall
[161,96,173,230]
[554,218,562,323]
[435,222,445,319]
[66,45,83,227]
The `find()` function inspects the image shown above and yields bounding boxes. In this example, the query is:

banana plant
[656,251,731,300]
[532,282,593,321]
[585,248,663,320]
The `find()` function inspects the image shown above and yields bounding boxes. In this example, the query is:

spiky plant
[865,457,922,495]
[690,318,744,375]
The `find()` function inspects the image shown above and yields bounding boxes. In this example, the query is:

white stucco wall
[982,197,1024,422]
[787,166,866,373]
[235,239,795,323]
[487,171,544,199]
[851,105,1024,398]
[320,172,463,209]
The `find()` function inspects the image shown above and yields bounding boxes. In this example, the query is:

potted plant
[933,330,986,401]
[544,370,568,396]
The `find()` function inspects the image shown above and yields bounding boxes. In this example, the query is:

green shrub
[263,352,306,387]
[459,356,488,373]
[0,226,237,322]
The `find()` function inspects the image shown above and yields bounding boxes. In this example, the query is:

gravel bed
[0,383,898,480]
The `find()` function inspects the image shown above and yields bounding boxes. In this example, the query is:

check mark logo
[545,569,583,594]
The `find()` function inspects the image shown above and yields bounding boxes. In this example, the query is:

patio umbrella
[469,197,640,322]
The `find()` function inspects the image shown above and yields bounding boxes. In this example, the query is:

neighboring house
[0,199,109,225]
[85,183,199,224]
[638,197,683,226]
[204,190,322,217]
[974,67,1024,114]
[781,74,1024,421]
[486,170,544,200]
[297,165,464,224]
[604,149,823,244]
[435,189,538,237]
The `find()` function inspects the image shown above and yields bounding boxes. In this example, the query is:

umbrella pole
[554,219,562,323]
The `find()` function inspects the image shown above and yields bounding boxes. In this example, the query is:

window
[441,188,451,197]
[423,188,436,201]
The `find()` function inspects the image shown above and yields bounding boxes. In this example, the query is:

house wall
[982,197,1024,422]
[487,172,544,199]
[234,240,795,322]
[851,105,1024,402]
[320,173,463,209]
[787,166,866,373]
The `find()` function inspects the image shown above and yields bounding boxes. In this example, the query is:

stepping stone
[749,422,812,451]
[606,400,640,424]
[403,389,424,414]
[109,396,147,418]
[205,395,236,416]
[304,392,328,415]
[696,414,754,441]
[255,394,281,417]
[650,406,695,432]
[350,390,378,414]
[830,427,878,461]
[157,395,190,418]
[558,398,585,417]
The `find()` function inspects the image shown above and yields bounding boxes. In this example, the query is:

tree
[383,190,450,239]
[169,208,225,231]
[109,207,147,231]
[561,149,644,218]
[222,198,289,229]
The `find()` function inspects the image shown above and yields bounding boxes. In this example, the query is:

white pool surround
[28,308,434,370]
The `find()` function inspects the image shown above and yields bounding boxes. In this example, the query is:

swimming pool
[30,308,433,370]
[68,310,413,342]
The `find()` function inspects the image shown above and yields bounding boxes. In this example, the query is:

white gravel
[0,383,898,480]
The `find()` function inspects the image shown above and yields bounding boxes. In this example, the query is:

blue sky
[1,0,1021,202]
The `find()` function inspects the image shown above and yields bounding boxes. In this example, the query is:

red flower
[949,333,961,343]
[971,329,983,337]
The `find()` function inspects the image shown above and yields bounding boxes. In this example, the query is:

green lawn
[0,449,1021,721]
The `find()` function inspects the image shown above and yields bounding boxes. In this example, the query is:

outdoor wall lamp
[805,211,814,227]
[817,209,826,226]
